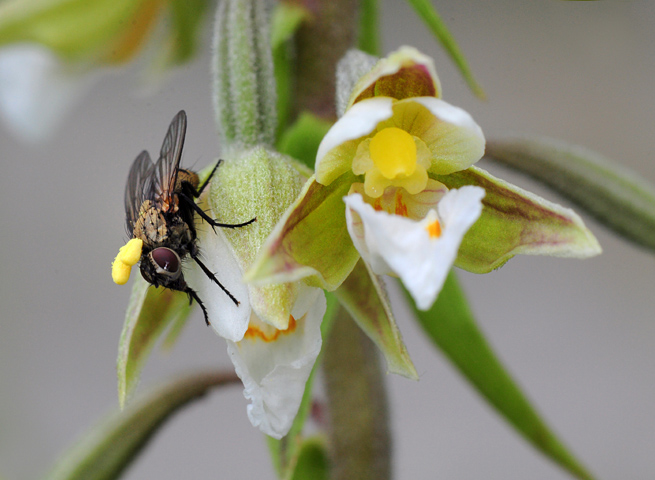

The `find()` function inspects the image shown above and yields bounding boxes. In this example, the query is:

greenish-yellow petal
[379,97,484,175]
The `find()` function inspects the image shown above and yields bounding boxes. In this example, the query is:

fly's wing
[124,150,154,233]
[149,110,187,212]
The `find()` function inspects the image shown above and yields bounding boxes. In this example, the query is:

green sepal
[42,370,239,480]
[404,0,485,98]
[434,165,601,273]
[485,137,655,253]
[209,147,305,330]
[271,1,311,139]
[213,0,277,150]
[289,437,330,480]
[335,259,418,379]
[277,111,334,170]
[410,270,596,480]
[160,304,191,351]
[0,0,155,63]
[116,276,192,409]
[246,174,360,291]
[267,292,338,479]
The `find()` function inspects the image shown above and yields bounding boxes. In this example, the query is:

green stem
[322,310,391,480]
[293,0,359,120]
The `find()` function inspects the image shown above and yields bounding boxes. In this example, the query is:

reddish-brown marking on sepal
[354,65,437,105]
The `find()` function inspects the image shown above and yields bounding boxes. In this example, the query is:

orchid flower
[183,147,326,440]
[249,46,601,310]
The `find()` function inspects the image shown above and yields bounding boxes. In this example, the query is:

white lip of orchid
[227,284,326,439]
[184,223,251,342]
[344,186,485,310]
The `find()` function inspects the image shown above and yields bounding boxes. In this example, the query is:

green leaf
[410,271,596,480]
[357,0,380,56]
[267,292,338,479]
[404,0,485,99]
[246,175,360,291]
[435,165,601,273]
[277,111,333,170]
[335,260,418,379]
[485,137,655,253]
[117,277,192,408]
[289,438,329,480]
[270,2,308,51]
[163,0,209,66]
[41,370,239,480]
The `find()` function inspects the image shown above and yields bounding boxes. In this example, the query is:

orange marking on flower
[425,219,442,239]
[244,315,298,342]
[372,198,383,211]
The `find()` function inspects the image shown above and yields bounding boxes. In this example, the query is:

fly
[114,110,255,325]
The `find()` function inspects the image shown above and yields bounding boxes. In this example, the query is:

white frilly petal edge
[184,224,252,342]
[344,186,485,310]
[0,44,96,142]
[227,285,326,439]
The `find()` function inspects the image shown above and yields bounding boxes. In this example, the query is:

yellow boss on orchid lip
[364,127,429,199]
[369,127,417,179]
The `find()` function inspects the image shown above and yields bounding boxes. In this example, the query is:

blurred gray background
[1,1,654,478]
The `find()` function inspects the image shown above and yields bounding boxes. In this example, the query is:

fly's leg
[185,286,211,326]
[179,159,257,230]
[194,160,222,197]
[178,190,257,230]
[191,254,240,307]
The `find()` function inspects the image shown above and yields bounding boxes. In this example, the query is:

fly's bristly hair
[123,110,256,325]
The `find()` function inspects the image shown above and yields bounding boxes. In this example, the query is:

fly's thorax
[165,215,195,253]
[176,169,199,191]
[133,200,168,246]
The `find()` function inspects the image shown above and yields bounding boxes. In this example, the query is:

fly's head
[140,247,186,289]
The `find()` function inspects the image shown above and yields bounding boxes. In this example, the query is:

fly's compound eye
[149,248,182,280]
